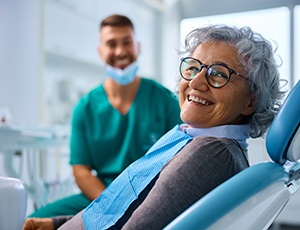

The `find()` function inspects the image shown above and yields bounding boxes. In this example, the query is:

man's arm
[73,165,106,201]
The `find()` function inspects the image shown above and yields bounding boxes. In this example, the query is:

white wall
[0,0,43,124]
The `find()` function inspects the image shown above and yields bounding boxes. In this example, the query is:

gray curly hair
[180,25,286,138]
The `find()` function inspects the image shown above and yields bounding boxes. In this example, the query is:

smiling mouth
[114,58,132,68]
[188,95,213,106]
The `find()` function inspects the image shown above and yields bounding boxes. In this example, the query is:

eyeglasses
[179,57,248,88]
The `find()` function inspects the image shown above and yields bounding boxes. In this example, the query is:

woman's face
[179,41,254,128]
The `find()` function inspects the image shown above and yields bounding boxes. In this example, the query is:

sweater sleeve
[52,216,73,229]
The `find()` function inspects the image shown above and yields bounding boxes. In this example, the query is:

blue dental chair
[164,80,300,230]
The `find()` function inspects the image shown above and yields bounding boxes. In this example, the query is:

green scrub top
[70,78,182,186]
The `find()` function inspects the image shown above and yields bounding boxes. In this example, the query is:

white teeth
[188,95,211,105]
[116,59,129,66]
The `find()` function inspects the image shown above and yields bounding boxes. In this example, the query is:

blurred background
[0,0,299,228]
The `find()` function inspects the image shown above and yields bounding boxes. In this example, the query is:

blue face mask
[105,61,139,85]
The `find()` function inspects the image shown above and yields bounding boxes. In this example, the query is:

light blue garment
[180,124,250,151]
[82,124,250,229]
[105,61,139,85]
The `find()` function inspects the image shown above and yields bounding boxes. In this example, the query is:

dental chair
[0,176,27,230]
[164,80,300,230]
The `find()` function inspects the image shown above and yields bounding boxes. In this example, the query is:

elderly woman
[23,25,285,230]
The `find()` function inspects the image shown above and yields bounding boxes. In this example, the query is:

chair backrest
[0,176,27,230]
[266,80,300,164]
[164,80,300,230]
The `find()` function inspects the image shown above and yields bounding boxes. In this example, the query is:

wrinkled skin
[179,41,254,128]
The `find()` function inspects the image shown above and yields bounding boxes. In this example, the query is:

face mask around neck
[105,61,139,85]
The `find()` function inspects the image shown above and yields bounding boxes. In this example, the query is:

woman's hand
[22,218,54,230]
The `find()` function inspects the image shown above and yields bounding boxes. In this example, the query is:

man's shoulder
[75,84,105,108]
[80,84,104,101]
[140,77,158,86]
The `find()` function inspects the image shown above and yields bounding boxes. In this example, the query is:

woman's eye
[210,69,228,79]
[187,66,200,72]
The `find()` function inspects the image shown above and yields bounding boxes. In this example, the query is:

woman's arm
[22,216,73,230]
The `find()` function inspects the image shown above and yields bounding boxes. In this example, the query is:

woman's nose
[189,69,209,91]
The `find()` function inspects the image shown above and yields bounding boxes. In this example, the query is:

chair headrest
[266,80,300,165]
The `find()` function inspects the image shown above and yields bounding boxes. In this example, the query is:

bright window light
[180,7,290,90]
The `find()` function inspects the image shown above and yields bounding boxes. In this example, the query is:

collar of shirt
[180,124,250,150]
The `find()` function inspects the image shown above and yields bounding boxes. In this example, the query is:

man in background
[28,14,181,217]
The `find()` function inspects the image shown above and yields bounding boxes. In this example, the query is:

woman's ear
[242,96,255,116]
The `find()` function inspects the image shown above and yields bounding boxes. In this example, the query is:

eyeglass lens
[180,58,230,88]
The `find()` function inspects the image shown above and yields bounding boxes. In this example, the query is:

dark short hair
[100,14,134,30]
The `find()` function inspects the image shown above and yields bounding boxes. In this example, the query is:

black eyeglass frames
[179,57,248,88]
